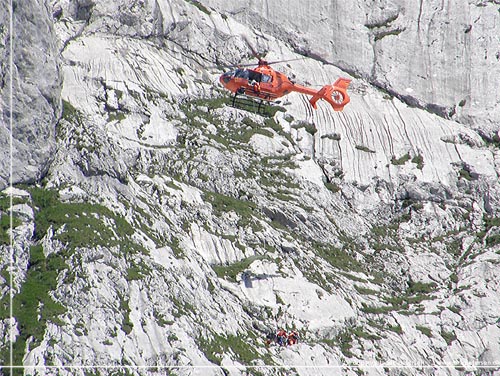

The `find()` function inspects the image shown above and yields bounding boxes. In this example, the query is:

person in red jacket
[276,328,287,346]
[288,330,299,346]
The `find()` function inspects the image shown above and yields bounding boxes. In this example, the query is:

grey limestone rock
[3,0,500,373]
[0,0,61,189]
[204,0,500,134]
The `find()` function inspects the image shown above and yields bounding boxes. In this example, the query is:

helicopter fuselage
[219,64,351,111]
[219,65,297,101]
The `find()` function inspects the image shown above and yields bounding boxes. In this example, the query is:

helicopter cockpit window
[261,74,272,83]
[247,71,261,82]
[235,69,250,79]
[233,69,271,83]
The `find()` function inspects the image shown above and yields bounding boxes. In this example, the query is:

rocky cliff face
[0,0,62,189]
[1,0,500,375]
[205,0,500,136]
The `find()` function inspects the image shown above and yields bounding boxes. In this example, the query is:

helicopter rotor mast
[217,34,351,112]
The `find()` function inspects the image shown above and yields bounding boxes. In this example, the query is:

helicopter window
[235,69,250,79]
[261,74,272,83]
[247,71,261,82]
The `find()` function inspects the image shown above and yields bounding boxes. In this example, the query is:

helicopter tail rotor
[309,78,351,111]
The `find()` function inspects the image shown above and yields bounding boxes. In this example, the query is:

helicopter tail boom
[309,78,351,111]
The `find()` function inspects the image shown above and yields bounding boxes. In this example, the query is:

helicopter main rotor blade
[207,62,258,69]
[242,35,262,60]
[266,57,305,65]
[209,57,305,69]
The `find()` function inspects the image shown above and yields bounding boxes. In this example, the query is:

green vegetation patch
[335,329,354,358]
[371,224,391,238]
[362,280,436,315]
[311,241,363,272]
[0,193,27,211]
[259,168,299,191]
[324,182,341,193]
[360,303,395,314]
[355,145,375,153]
[293,121,317,135]
[234,121,274,143]
[481,132,500,148]
[264,105,286,118]
[178,96,286,155]
[7,245,67,366]
[369,214,412,253]
[212,255,266,282]
[446,238,462,257]
[0,213,21,245]
[322,326,379,358]
[170,236,185,259]
[485,216,500,229]
[354,285,379,295]
[126,265,147,281]
[197,332,260,365]
[416,325,432,337]
[187,95,285,118]
[449,272,459,284]
[387,324,403,334]
[242,117,260,129]
[0,193,30,245]
[204,191,257,228]
[190,96,229,110]
[476,215,500,247]
[383,292,429,308]
[205,191,255,214]
[411,154,424,170]
[486,234,500,247]
[62,99,80,122]
[107,111,127,122]
[1,187,147,365]
[391,153,411,165]
[120,296,133,335]
[263,118,281,133]
[235,101,285,118]
[407,280,436,295]
[441,330,457,345]
[171,295,196,318]
[186,0,211,15]
[458,168,473,181]
[321,133,341,141]
[300,262,334,293]
[30,188,141,253]
[179,100,224,133]
[447,305,461,315]
[352,326,382,341]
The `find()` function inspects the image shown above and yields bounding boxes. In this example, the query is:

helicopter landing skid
[230,91,278,115]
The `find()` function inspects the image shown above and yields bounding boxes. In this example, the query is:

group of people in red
[266,328,299,347]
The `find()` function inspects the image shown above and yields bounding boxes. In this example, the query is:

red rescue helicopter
[218,42,351,112]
